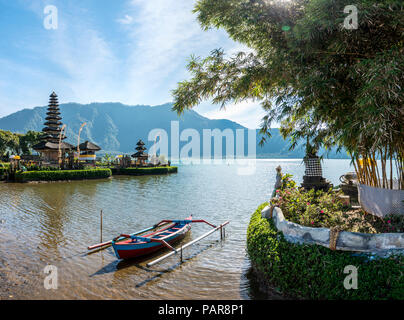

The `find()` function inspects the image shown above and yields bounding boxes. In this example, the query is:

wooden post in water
[100,210,103,243]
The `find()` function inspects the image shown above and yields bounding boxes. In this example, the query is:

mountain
[0,102,348,158]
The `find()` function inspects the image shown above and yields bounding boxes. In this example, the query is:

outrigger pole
[87,223,168,251]
[146,221,230,267]
[88,218,214,251]
[87,218,228,257]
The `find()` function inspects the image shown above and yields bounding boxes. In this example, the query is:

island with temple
[109,139,177,176]
[1,92,177,182]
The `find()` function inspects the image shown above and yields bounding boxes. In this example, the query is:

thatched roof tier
[78,141,101,151]
[40,134,53,140]
[44,121,62,126]
[42,126,62,132]
[45,115,62,121]
[40,133,66,140]
[32,141,74,151]
[46,110,61,115]
[136,145,146,151]
[131,151,148,158]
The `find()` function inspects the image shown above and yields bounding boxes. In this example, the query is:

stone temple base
[301,176,333,191]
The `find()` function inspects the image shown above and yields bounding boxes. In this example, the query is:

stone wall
[261,205,404,257]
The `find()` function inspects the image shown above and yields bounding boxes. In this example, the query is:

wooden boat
[111,216,193,259]
[88,216,228,264]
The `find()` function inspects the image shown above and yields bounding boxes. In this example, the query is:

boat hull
[112,220,191,260]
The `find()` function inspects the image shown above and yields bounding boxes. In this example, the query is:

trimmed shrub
[0,163,9,180]
[112,166,178,176]
[247,203,404,299]
[15,168,112,182]
[25,165,55,171]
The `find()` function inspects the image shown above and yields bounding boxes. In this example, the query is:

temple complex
[32,92,102,169]
[32,92,74,167]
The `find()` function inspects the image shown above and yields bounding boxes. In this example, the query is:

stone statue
[272,166,282,197]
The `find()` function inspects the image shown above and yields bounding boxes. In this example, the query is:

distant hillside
[0,102,348,158]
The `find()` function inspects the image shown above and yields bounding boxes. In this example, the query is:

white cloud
[195,101,268,129]
[117,14,134,25]
[0,58,65,117]
[121,0,245,105]
[0,0,264,131]
[0,1,124,113]
[42,6,124,104]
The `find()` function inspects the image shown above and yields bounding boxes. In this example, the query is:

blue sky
[0,0,266,128]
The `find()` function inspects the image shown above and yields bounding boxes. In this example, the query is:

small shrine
[131,139,148,166]
[301,141,332,191]
[77,140,101,164]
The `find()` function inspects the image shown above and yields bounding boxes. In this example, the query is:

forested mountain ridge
[0,102,348,158]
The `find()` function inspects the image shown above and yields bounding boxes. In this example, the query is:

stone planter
[261,205,404,257]
[358,183,404,217]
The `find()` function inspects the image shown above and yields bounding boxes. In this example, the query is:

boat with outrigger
[87,216,229,266]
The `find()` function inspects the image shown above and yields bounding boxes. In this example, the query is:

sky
[0,0,267,129]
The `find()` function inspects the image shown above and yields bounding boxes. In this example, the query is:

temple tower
[32,92,73,166]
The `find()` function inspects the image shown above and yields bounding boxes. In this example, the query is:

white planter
[261,205,404,256]
[358,183,404,217]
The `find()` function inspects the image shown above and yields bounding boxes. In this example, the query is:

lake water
[0,159,354,299]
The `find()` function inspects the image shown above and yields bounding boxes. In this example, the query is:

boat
[111,216,193,259]
[88,216,229,264]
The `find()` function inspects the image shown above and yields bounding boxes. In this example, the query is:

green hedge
[112,166,178,176]
[15,168,112,182]
[0,163,9,180]
[247,203,404,300]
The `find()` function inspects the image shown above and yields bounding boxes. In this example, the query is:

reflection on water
[0,160,353,299]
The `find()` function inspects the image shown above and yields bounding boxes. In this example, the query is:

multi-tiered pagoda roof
[132,139,148,158]
[33,92,74,151]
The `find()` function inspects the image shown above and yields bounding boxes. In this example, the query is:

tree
[102,153,114,165]
[18,131,44,155]
[0,130,17,157]
[172,0,403,188]
[0,130,43,157]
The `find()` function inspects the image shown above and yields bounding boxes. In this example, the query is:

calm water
[0,159,353,300]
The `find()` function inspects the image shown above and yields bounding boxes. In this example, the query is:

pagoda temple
[32,92,74,167]
[131,139,148,166]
